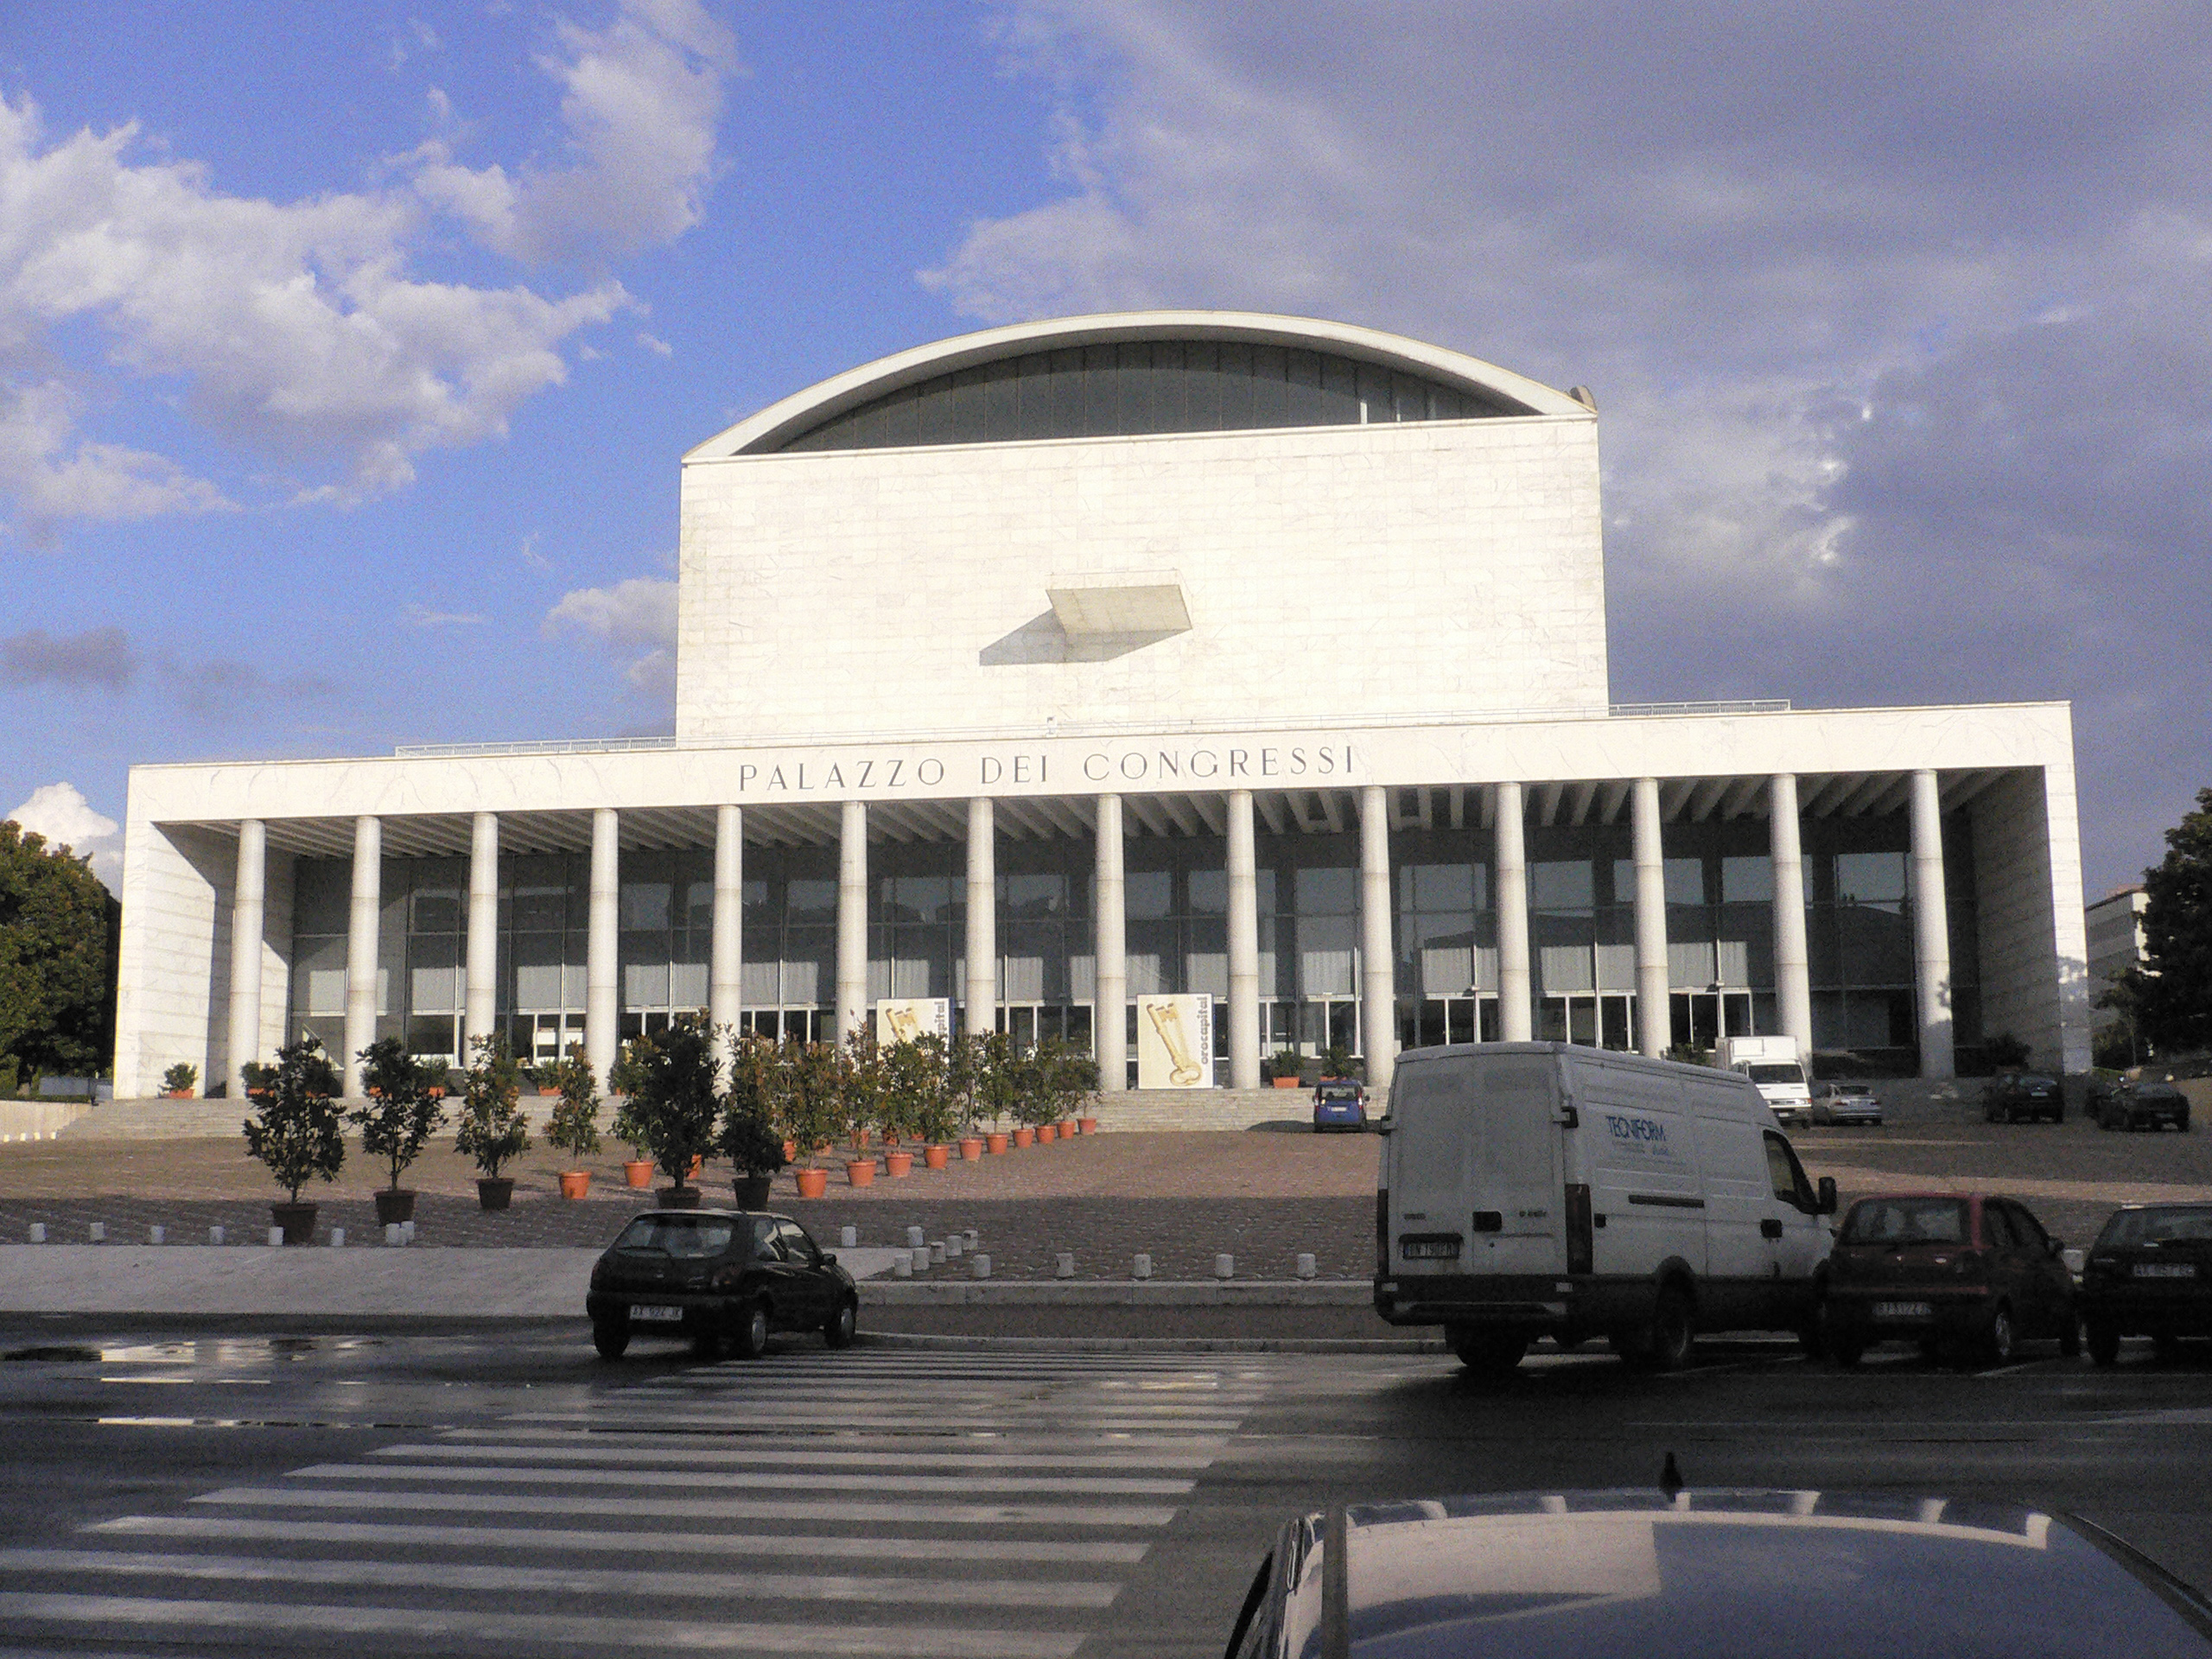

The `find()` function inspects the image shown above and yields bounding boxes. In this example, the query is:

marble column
[1495,783,1533,1042]
[836,800,868,1040]
[1094,794,1127,1092]
[710,804,743,1046]
[464,812,498,1057]
[1630,778,1669,1058]
[1359,785,1397,1089]
[965,798,996,1041]
[1770,775,1815,1058]
[1226,789,1261,1090]
[226,818,265,1099]
[343,816,381,1096]
[586,809,620,1085]
[1910,769,1955,1079]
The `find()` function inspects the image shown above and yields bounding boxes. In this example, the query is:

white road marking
[414,1433,1226,1468]
[288,1460,1193,1496]
[192,1484,1180,1528]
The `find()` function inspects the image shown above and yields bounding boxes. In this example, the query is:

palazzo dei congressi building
[111,312,2092,1103]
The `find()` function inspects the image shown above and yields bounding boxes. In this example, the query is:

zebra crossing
[0,1347,1278,1656]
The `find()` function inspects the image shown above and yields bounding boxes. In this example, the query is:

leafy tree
[241,1035,345,1204]
[885,1029,957,1146]
[720,1032,789,1178]
[545,1041,602,1166]
[832,1029,889,1154]
[969,1030,1020,1135]
[351,1037,448,1192]
[0,821,118,1082]
[454,1032,531,1181]
[611,1014,723,1193]
[2136,786,2212,1055]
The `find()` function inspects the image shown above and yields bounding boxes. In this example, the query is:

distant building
[2086,886,2150,994]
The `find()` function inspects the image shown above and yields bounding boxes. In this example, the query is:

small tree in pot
[615,1013,724,1207]
[161,1061,198,1099]
[241,1034,344,1243]
[353,1037,448,1226]
[721,1031,788,1208]
[545,1041,602,1199]
[454,1032,531,1211]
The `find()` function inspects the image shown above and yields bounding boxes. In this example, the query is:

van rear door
[1468,1058,1567,1276]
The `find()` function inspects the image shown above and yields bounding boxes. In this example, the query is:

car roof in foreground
[1313,1489,2212,1657]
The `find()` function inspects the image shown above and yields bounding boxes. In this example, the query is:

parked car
[1311,1079,1368,1133]
[585,1208,857,1360]
[1222,1487,2212,1658]
[1984,1071,2064,1123]
[2094,1080,2192,1133]
[1810,1080,1885,1126]
[1823,1192,2078,1366]
[2081,1202,2212,1364]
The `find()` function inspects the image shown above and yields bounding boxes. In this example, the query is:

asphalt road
[1,1319,2209,1656]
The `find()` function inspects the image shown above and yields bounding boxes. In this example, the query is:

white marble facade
[111,312,2094,1098]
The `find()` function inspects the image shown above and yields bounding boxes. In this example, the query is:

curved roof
[685,311,1590,461]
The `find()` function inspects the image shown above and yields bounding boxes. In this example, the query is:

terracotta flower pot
[793,1166,830,1198]
[885,1151,913,1178]
[624,1160,654,1189]
[1013,1127,1034,1148]
[1078,1116,1098,1135]
[924,1144,950,1171]
[537,1086,562,1097]
[959,1137,984,1160]
[1272,1077,1302,1089]
[846,1158,876,1188]
[782,1139,798,1164]
[373,1188,416,1226]
[476,1178,513,1211]
[270,1202,316,1245]
[1036,1123,1056,1144]
[558,1170,591,1200]
[986,1132,1007,1154]
[687,1154,704,1178]
[163,1089,193,1100]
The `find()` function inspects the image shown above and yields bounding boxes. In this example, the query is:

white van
[1373,1042,1835,1373]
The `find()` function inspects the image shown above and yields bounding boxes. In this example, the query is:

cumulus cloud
[6,781,121,884]
[926,1,2212,887]
[544,574,677,702]
[412,0,739,264]
[1,625,134,690]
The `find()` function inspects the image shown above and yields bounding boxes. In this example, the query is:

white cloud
[637,330,673,356]
[406,604,487,628]
[413,0,738,264]
[543,574,677,701]
[7,780,120,885]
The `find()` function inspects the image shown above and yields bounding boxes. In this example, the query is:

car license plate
[1872,1300,1933,1319]
[2134,1263,2197,1279]
[631,1304,684,1322]
[1401,1237,1461,1260]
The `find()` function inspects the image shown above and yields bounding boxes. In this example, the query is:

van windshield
[1747,1064,1804,1085]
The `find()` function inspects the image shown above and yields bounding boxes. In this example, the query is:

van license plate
[2134,1263,2196,1279]
[632,1305,684,1322]
[1872,1300,1932,1319]
[1401,1237,1461,1261]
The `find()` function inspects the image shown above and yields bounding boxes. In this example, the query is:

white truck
[1373,1042,1835,1373]
[1719,1034,1813,1128]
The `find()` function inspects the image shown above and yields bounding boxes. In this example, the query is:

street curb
[858,1278,1372,1306]
[855,1330,1446,1354]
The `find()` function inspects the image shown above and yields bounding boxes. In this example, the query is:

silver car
[1811,1080,1885,1126]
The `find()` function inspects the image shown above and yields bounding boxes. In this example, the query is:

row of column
[220,772,1958,1096]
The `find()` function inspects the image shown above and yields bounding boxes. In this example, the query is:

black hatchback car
[1984,1071,2064,1123]
[2082,1203,2212,1364]
[586,1209,858,1360]
[2094,1081,2193,1133]
[1822,1192,2078,1366]
[1224,1488,2212,1658]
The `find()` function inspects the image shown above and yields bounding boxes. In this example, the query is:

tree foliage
[351,1037,448,1192]
[719,1031,789,1177]
[544,1041,602,1164]
[0,821,118,1081]
[454,1032,531,1180]
[610,1013,722,1191]
[241,1035,345,1204]
[2137,785,2212,1055]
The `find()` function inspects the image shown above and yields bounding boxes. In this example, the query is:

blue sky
[3,2,2208,900]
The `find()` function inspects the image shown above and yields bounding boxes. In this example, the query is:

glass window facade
[772,340,1522,454]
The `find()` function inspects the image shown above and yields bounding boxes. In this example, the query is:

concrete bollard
[1056,1252,1076,1279]
[1296,1253,1317,1280]
[1133,1252,1152,1280]
[911,1245,931,1273]
[88,1222,105,1243]
[330,1228,346,1248]
[906,1225,925,1249]
[27,1224,44,1244]
[971,1253,991,1279]
[402,1219,416,1243]
[267,1226,284,1247]
[963,1228,979,1251]
[385,1223,404,1247]
[944,1234,962,1258]
[208,1225,225,1246]
[893,1255,912,1279]
[841,1225,859,1249]
[930,1241,946,1266]
[148,1225,164,1245]
[1215,1253,1235,1281]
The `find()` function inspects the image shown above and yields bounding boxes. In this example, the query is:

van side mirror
[1816,1177,1838,1216]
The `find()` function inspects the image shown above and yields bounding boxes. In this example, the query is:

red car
[1822,1192,2079,1367]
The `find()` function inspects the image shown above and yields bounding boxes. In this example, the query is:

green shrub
[242,1036,345,1204]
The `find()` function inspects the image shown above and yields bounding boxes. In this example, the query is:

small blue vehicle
[1312,1079,1368,1133]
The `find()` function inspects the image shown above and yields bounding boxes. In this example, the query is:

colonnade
[219,771,1958,1097]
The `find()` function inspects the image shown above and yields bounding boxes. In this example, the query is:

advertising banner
[1135,993,1214,1090]
[874,998,950,1047]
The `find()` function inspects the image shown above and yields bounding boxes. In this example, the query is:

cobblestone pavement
[3,1098,2209,1277]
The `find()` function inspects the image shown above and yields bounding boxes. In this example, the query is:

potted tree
[353,1036,447,1227]
[721,1031,787,1208]
[241,1035,344,1243]
[1268,1048,1305,1089]
[947,1032,985,1160]
[1046,1039,1101,1135]
[161,1061,197,1100]
[618,1014,725,1208]
[546,1042,601,1199]
[1321,1043,1360,1083]
[785,1037,838,1198]
[836,1031,885,1186]
[972,1031,1018,1152]
[607,1038,655,1187]
[454,1032,531,1211]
